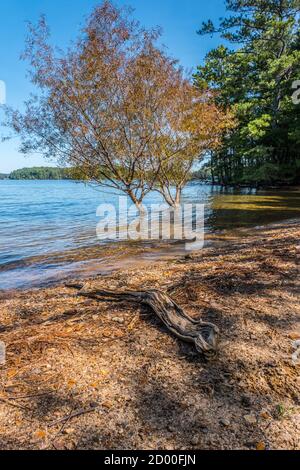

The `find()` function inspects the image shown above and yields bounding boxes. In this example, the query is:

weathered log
[75,287,219,359]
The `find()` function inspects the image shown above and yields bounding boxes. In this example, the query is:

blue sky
[0,0,227,173]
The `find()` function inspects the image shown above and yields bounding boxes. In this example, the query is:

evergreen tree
[194,0,300,185]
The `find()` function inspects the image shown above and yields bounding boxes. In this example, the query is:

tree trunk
[126,189,146,214]
[174,187,182,206]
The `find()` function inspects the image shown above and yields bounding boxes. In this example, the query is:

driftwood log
[72,286,220,359]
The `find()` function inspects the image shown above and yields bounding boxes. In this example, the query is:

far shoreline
[2,177,300,190]
[1,167,300,190]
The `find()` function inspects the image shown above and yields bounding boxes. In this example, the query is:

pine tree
[194,0,300,185]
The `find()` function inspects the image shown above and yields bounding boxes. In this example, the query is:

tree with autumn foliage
[153,87,234,206]
[5,1,231,207]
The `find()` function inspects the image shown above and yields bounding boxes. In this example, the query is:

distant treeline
[8,167,74,180]
[5,166,207,182]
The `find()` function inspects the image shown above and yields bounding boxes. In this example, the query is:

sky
[0,0,228,173]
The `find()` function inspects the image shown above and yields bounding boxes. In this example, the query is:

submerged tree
[153,89,234,206]
[4,0,230,207]
[194,0,300,186]
[5,1,168,208]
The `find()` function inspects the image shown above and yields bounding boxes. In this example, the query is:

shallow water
[0,180,299,290]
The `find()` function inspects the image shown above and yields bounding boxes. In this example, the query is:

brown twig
[48,405,100,427]
[0,397,31,411]
[48,405,77,450]
[5,392,50,400]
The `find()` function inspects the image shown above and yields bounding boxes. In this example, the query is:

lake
[0,180,299,290]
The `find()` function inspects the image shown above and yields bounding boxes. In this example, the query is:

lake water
[0,180,299,290]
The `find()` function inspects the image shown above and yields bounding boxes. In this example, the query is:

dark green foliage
[9,167,73,180]
[194,0,300,186]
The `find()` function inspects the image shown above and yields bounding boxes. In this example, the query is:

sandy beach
[0,220,299,450]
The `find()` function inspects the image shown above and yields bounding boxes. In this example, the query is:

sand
[0,220,299,450]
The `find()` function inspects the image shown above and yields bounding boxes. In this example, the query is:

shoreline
[1,181,299,292]
[0,219,299,450]
[0,217,299,294]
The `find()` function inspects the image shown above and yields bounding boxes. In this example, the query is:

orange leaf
[256,442,266,451]
[35,430,46,439]
[90,382,99,388]
[67,379,77,388]
[7,369,18,378]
